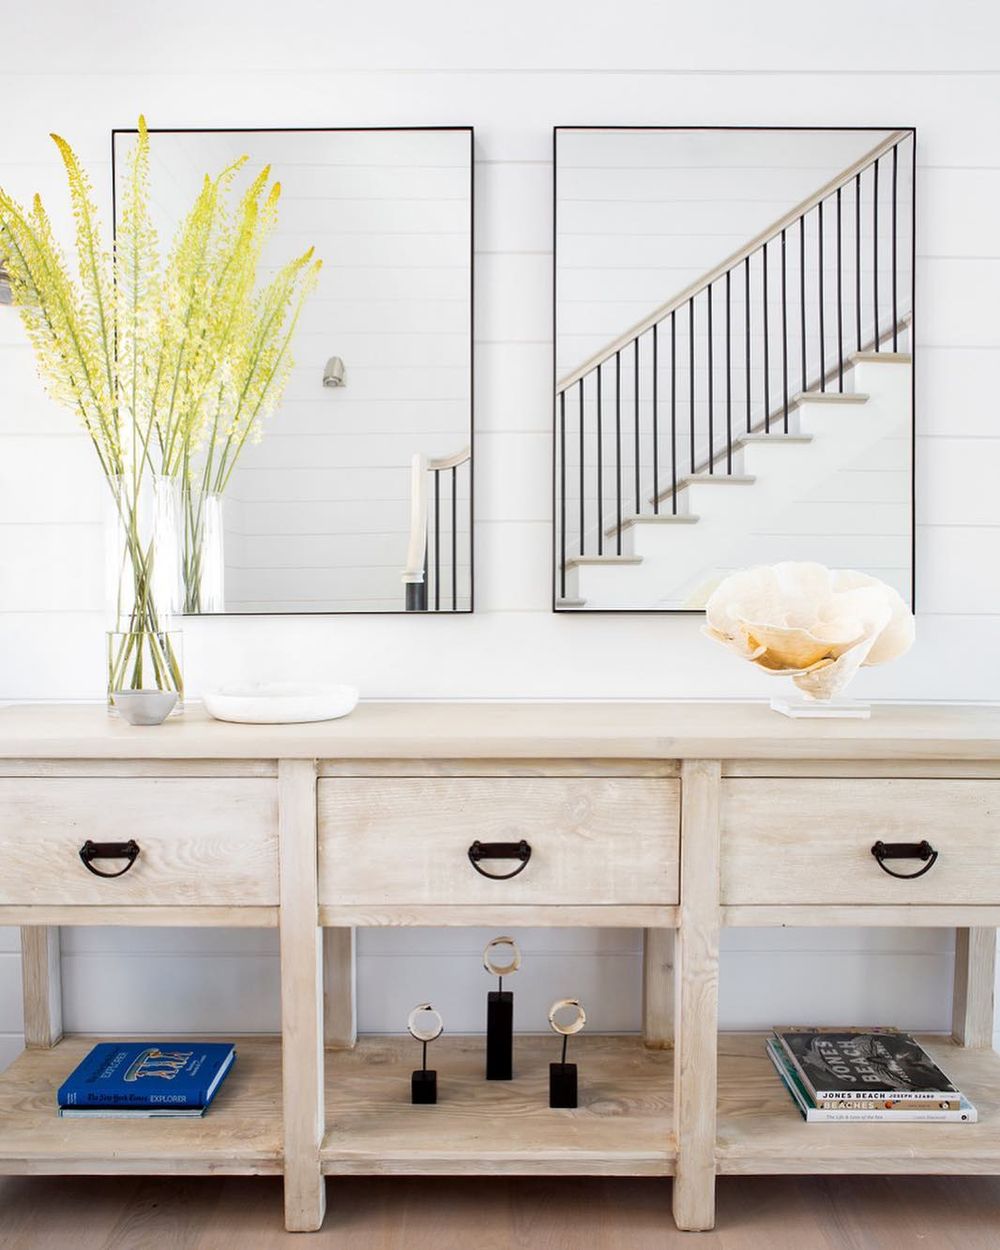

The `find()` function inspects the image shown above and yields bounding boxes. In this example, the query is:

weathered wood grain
[318,777,679,907]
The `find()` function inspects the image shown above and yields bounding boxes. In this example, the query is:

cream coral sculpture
[703,562,915,701]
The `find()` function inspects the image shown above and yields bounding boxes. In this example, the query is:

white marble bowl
[111,689,179,726]
[202,682,359,724]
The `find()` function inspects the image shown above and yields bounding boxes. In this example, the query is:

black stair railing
[403,447,471,611]
[555,129,915,600]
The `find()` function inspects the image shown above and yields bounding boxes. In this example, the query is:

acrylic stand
[770,695,871,720]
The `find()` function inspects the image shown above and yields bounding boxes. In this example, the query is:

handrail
[556,129,910,394]
[428,446,471,472]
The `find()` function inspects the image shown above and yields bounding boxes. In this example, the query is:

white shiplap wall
[0,0,999,1063]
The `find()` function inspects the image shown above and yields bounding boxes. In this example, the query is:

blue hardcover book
[57,1042,236,1117]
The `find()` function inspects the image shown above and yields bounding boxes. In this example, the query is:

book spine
[58,1087,206,1109]
[766,1042,811,1121]
[814,1094,961,1110]
[772,1033,825,1103]
[802,1105,976,1123]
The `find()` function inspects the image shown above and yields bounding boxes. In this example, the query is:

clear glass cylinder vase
[104,475,184,709]
[182,488,226,614]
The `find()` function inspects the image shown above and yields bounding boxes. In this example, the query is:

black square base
[411,1069,437,1104]
[486,990,514,1080]
[549,1062,578,1109]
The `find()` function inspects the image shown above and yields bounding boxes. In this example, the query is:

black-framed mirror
[553,126,915,613]
[113,126,474,615]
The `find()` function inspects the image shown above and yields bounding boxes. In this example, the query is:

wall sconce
[322,356,346,388]
[0,263,13,306]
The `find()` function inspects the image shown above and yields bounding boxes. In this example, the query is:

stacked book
[57,1042,236,1118]
[767,1027,977,1123]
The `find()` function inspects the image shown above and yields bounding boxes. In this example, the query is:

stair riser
[849,359,912,408]
[737,441,817,479]
[679,483,757,524]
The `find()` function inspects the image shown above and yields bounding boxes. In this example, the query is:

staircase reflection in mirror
[553,127,915,613]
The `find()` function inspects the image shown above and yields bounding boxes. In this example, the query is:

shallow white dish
[202,682,359,724]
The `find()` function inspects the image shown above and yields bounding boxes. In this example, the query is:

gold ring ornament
[407,1003,444,1044]
[548,998,587,1036]
[483,936,522,979]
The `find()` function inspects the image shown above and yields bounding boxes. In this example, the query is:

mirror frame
[551,124,916,615]
[111,124,476,617]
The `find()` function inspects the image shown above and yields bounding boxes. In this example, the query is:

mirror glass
[554,127,914,612]
[113,127,473,614]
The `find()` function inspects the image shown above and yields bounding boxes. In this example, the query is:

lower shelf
[718,1033,1000,1175]
[322,1034,676,1176]
[0,1035,282,1175]
[2,1032,996,1181]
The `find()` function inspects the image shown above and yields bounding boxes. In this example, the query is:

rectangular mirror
[113,126,473,614]
[554,127,915,612]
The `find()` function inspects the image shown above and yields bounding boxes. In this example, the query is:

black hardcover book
[773,1028,960,1108]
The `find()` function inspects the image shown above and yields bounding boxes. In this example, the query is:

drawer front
[0,779,278,906]
[318,777,679,906]
[721,779,1000,906]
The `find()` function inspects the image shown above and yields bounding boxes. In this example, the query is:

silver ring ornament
[407,1003,444,1043]
[548,998,586,1036]
[483,935,522,978]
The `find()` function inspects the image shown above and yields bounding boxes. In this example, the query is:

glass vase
[182,488,226,614]
[105,475,184,711]
[107,628,184,708]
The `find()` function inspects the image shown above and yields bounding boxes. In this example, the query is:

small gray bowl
[111,689,179,726]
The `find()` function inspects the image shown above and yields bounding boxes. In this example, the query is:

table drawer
[0,779,278,906]
[721,779,1000,906]
[318,777,679,906]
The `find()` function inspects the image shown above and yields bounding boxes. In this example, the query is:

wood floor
[1,1175,1000,1249]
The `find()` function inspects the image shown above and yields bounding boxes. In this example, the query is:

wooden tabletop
[0,701,998,760]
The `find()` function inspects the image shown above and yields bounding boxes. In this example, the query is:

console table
[0,701,998,1233]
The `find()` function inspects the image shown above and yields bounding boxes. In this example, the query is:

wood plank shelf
[0,1036,282,1175]
[322,1034,676,1176]
[718,1033,1000,1174]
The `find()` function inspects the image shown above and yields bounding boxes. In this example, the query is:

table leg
[324,927,357,1050]
[672,760,721,1232]
[642,928,673,1048]
[952,927,997,1048]
[279,760,326,1232]
[21,926,62,1049]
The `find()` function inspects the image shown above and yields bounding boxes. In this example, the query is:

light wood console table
[0,701,998,1233]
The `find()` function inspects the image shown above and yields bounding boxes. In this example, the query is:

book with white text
[773,1028,961,1110]
[766,1040,976,1123]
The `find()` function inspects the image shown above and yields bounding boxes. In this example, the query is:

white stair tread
[563,554,643,569]
[850,351,912,364]
[736,434,813,445]
[650,475,755,506]
[794,391,870,405]
[605,513,700,538]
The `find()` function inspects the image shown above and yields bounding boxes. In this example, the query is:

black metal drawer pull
[467,839,531,880]
[79,839,141,879]
[870,839,938,880]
